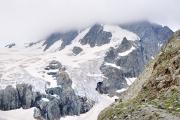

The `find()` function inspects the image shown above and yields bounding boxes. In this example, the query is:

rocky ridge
[96,21,173,94]
[98,30,180,120]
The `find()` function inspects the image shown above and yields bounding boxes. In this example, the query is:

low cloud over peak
[0,0,179,46]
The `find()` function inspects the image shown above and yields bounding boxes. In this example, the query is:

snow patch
[116,88,128,93]
[118,46,135,56]
[0,108,35,120]
[103,25,140,43]
[151,56,155,59]
[42,98,49,102]
[104,62,121,69]
[125,77,137,86]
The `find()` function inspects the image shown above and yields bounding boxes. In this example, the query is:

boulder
[72,46,83,55]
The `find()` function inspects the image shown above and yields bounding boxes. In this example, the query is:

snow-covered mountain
[0,21,173,120]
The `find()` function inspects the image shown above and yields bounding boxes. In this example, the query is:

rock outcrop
[5,43,16,48]
[121,21,173,64]
[0,60,94,120]
[98,30,180,120]
[72,46,83,55]
[43,30,78,51]
[97,21,173,95]
[80,24,112,47]
[32,60,95,120]
[0,84,41,111]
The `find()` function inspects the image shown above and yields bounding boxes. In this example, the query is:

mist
[0,0,179,46]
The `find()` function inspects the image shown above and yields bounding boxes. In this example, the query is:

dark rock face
[115,48,144,77]
[0,84,94,120]
[57,71,72,88]
[16,84,38,109]
[0,60,90,119]
[43,32,62,51]
[104,47,116,63]
[80,24,112,47]
[0,86,20,110]
[116,37,133,53]
[5,43,16,48]
[0,84,41,111]
[97,21,173,94]
[121,21,173,64]
[79,96,95,114]
[36,86,94,120]
[72,46,83,55]
[96,82,105,94]
[96,38,139,94]
[43,30,78,51]
[0,63,94,120]
[99,65,128,94]
[59,31,79,50]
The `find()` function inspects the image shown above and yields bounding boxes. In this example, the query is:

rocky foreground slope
[98,30,180,120]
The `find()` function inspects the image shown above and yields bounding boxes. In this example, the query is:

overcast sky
[0,0,179,46]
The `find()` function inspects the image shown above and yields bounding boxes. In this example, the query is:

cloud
[0,0,179,46]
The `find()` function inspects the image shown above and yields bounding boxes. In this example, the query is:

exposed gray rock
[0,83,94,120]
[25,40,43,48]
[79,96,95,114]
[39,86,94,120]
[43,31,78,51]
[56,70,72,88]
[104,47,116,63]
[59,31,79,50]
[16,84,34,109]
[0,85,20,110]
[38,63,94,120]
[72,46,83,55]
[121,21,173,64]
[36,100,48,118]
[0,84,42,111]
[97,65,128,94]
[46,99,61,120]
[116,37,133,53]
[96,38,139,94]
[97,21,173,95]
[115,48,144,77]
[34,107,44,120]
[80,24,112,47]
[5,43,16,48]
